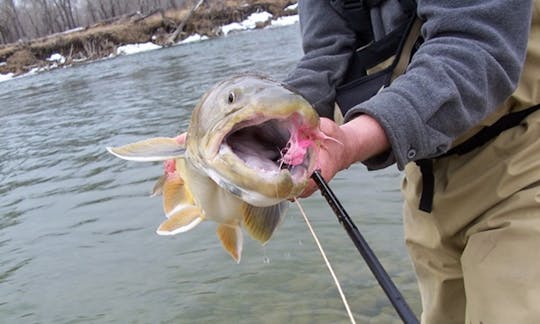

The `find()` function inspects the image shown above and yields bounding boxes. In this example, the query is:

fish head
[186,74,321,207]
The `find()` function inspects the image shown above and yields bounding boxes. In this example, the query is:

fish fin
[156,206,203,235]
[216,224,243,263]
[162,173,193,217]
[242,202,288,244]
[107,137,186,162]
[151,174,167,197]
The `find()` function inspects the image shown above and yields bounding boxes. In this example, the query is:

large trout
[108,74,325,262]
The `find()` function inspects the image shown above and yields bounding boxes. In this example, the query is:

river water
[0,25,420,323]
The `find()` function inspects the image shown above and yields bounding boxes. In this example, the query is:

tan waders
[402,2,540,322]
[331,1,540,321]
[404,108,540,323]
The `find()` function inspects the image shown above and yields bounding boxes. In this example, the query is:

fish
[107,74,326,262]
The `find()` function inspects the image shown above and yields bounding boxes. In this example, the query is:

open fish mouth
[221,114,313,181]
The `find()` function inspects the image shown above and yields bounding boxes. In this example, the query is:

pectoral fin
[107,137,186,162]
[156,206,203,235]
[216,224,243,263]
[242,202,288,244]
[162,173,193,217]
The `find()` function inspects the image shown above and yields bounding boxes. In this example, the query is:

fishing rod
[311,170,419,324]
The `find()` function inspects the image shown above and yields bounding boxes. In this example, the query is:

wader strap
[335,14,421,114]
[398,0,417,15]
[446,103,540,156]
[330,0,380,47]
[415,159,434,213]
[416,103,540,213]
[391,17,423,81]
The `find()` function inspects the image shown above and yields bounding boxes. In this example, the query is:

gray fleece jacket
[284,0,532,170]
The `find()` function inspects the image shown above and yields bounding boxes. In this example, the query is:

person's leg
[403,200,466,324]
[462,184,540,323]
[402,109,540,323]
[460,110,540,323]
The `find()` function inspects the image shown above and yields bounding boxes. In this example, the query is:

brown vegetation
[0,0,296,75]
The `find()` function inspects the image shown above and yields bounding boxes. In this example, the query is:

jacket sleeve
[350,0,532,169]
[282,0,357,119]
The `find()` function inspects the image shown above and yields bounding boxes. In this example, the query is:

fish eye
[227,91,236,104]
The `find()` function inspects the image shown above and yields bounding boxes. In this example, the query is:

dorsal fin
[242,202,288,244]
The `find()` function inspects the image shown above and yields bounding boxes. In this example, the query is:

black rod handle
[311,170,418,324]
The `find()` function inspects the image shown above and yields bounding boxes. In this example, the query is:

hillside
[0,0,297,76]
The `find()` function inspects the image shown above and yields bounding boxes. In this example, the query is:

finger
[319,117,340,135]
[298,179,318,198]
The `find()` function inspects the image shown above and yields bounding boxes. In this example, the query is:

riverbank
[0,0,297,81]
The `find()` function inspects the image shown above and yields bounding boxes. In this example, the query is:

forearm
[348,0,532,169]
[340,115,390,168]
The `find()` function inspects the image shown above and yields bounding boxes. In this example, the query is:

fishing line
[310,170,419,324]
[294,199,356,324]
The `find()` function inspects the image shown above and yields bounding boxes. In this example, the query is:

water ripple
[0,25,419,323]
[0,258,31,284]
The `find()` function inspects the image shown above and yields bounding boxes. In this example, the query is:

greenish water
[0,25,420,323]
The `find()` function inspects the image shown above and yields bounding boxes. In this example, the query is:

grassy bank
[0,0,296,76]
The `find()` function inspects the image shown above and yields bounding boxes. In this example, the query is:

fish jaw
[191,111,320,207]
[185,75,321,206]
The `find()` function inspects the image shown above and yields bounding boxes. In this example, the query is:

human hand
[299,118,351,197]
[299,114,390,198]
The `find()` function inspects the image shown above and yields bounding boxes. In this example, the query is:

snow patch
[285,3,298,11]
[47,53,66,64]
[0,72,14,83]
[180,34,209,44]
[221,11,273,35]
[116,42,162,56]
[270,15,299,27]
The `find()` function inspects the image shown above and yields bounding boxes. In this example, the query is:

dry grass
[0,0,296,75]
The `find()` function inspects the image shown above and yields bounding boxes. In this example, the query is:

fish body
[107,74,323,262]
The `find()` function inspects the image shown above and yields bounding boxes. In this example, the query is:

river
[0,25,420,323]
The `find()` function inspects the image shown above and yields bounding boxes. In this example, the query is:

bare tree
[23,4,42,37]
[0,0,191,45]
[82,1,98,24]
[34,0,56,34]
[52,0,78,30]
[1,0,26,41]
[166,0,203,45]
[0,23,8,43]
[21,0,58,37]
